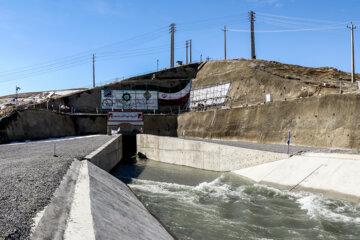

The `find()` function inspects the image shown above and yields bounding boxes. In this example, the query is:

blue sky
[0,0,359,96]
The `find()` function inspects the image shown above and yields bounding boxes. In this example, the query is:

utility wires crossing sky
[0,12,358,86]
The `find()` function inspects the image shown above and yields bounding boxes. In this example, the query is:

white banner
[101,90,158,110]
[107,111,144,126]
[158,81,191,100]
[190,82,231,108]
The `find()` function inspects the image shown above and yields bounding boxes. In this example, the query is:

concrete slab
[32,160,174,240]
[234,152,360,202]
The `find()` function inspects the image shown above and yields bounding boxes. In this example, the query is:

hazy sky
[0,0,359,96]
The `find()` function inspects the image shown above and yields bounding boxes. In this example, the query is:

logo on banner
[143,91,152,100]
[122,92,131,102]
[102,99,113,106]
[161,93,168,99]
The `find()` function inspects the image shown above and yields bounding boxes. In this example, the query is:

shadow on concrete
[110,134,147,184]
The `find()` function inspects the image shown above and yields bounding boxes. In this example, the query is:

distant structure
[170,23,176,68]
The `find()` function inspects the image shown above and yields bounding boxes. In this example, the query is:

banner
[158,81,191,100]
[190,82,231,108]
[107,111,144,126]
[158,81,191,106]
[101,90,158,110]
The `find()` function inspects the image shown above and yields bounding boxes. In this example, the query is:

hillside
[193,59,359,108]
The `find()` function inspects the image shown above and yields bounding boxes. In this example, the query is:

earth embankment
[178,94,360,149]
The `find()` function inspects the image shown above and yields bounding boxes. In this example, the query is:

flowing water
[111,159,360,240]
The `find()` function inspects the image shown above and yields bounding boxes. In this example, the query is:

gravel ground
[183,137,359,155]
[0,135,113,240]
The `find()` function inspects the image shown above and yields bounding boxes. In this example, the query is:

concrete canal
[112,159,360,240]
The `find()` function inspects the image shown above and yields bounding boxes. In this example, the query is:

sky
[0,0,359,96]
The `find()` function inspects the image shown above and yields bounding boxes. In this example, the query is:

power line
[227,26,344,33]
[256,12,348,25]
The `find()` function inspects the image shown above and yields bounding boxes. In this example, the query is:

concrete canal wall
[32,134,174,240]
[234,152,360,203]
[137,134,288,171]
[84,134,123,172]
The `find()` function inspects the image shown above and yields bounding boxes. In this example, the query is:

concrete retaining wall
[144,114,178,137]
[137,134,288,171]
[234,152,360,202]
[0,109,106,144]
[84,134,123,172]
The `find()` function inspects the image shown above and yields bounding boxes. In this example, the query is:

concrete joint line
[64,161,96,240]
[289,164,325,191]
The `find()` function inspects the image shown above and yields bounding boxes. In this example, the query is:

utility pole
[186,40,189,64]
[347,22,357,82]
[15,86,20,106]
[170,23,176,68]
[157,59,159,71]
[222,25,227,60]
[92,54,95,88]
[249,11,256,59]
[200,54,202,62]
[189,40,192,63]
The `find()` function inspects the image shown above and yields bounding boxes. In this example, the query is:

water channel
[111,159,360,240]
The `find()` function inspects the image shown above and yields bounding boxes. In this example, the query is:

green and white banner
[101,90,158,110]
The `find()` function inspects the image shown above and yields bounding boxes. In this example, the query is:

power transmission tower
[222,25,227,60]
[189,40,192,63]
[200,54,202,62]
[170,23,176,68]
[186,40,189,64]
[93,54,95,88]
[347,22,357,82]
[249,11,256,59]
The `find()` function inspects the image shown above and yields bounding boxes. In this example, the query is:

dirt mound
[193,59,359,107]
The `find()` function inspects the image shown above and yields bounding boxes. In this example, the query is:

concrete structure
[38,63,199,114]
[234,152,360,202]
[32,134,174,240]
[137,134,288,171]
[84,134,122,172]
[0,109,106,144]
[32,160,174,240]
[0,135,114,239]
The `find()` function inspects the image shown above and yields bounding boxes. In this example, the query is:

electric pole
[186,40,189,64]
[15,86,20,106]
[92,54,95,88]
[157,59,159,71]
[249,11,256,59]
[189,40,192,63]
[222,25,227,60]
[200,54,202,62]
[347,22,356,82]
[170,23,176,68]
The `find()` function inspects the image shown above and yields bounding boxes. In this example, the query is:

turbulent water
[112,159,360,240]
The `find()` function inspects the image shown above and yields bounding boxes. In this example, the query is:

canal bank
[111,158,360,240]
[0,135,113,239]
[137,134,360,203]
[233,152,360,203]
[31,134,174,240]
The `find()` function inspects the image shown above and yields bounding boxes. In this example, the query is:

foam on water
[131,175,360,225]
[114,160,360,239]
